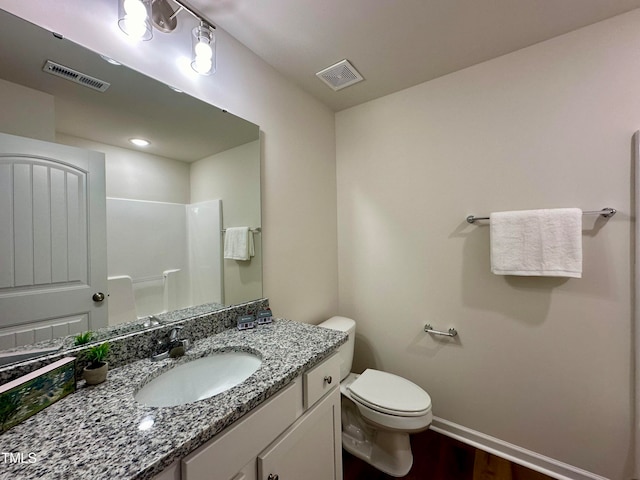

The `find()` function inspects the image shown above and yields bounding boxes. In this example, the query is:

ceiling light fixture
[129,138,150,147]
[191,22,215,75]
[117,0,217,76]
[99,54,122,65]
[118,0,153,41]
[151,0,178,33]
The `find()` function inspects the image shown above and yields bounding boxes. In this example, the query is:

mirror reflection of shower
[106,198,222,326]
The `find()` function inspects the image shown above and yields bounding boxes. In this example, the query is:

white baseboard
[430,417,610,480]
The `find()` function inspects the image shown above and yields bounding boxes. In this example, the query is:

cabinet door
[258,388,342,480]
[151,461,181,480]
[182,380,301,480]
[231,459,257,480]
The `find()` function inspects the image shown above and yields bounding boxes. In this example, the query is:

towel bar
[466,207,616,224]
[424,324,458,337]
[222,227,261,233]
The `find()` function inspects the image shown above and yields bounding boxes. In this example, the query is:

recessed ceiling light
[100,54,122,65]
[129,138,150,147]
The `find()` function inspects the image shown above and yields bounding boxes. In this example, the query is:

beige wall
[0,79,55,142]
[191,140,262,305]
[0,0,339,324]
[5,1,634,477]
[336,11,639,480]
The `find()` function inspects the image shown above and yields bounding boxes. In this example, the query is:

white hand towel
[224,227,253,261]
[490,208,582,278]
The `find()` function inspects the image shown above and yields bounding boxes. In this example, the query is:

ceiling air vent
[316,59,364,91]
[42,60,110,92]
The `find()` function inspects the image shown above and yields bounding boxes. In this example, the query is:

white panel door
[0,132,107,345]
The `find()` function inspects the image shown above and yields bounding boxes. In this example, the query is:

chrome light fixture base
[117,0,217,75]
[151,0,178,33]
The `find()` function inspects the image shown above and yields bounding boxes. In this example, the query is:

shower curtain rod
[466,207,616,224]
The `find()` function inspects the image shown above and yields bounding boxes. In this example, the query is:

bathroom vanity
[160,353,342,480]
[0,318,346,480]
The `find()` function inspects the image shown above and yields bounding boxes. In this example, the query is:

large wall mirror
[0,9,262,362]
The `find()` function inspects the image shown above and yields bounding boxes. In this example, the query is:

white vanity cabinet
[173,353,342,480]
[258,387,341,480]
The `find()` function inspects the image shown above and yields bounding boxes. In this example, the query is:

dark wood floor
[343,429,555,480]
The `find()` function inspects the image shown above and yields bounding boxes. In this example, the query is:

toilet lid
[347,369,431,417]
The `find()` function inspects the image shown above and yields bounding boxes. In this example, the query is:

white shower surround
[106,197,222,319]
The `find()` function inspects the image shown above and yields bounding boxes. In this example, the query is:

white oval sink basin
[135,351,262,407]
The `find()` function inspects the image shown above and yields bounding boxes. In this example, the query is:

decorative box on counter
[0,357,76,433]
[237,315,256,330]
[256,309,273,325]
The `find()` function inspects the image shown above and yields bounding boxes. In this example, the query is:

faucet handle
[169,325,184,341]
[143,315,161,328]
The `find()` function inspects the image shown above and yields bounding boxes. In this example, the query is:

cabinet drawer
[303,353,340,409]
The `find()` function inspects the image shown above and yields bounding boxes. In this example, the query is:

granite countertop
[0,319,346,480]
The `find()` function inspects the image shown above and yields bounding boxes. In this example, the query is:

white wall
[0,79,55,142]
[57,134,190,204]
[191,140,260,225]
[336,11,639,480]
[191,140,261,305]
[188,199,223,307]
[0,0,339,324]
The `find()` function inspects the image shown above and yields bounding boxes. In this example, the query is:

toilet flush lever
[424,324,458,337]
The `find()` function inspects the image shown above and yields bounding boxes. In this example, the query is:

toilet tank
[318,316,356,381]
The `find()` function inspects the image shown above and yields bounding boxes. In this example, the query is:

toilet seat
[347,369,431,417]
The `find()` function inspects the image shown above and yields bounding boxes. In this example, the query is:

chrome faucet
[168,326,191,357]
[143,315,161,328]
[151,326,190,361]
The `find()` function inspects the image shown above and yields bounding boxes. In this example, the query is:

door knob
[267,475,279,480]
[324,375,332,385]
[92,292,105,302]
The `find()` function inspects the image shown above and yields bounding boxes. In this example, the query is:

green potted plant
[82,342,110,385]
[74,331,93,346]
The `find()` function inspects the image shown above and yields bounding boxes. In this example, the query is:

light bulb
[118,0,152,41]
[123,0,147,19]
[192,57,212,75]
[191,23,216,75]
[124,17,148,38]
[194,40,212,60]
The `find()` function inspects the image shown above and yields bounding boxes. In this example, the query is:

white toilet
[319,316,432,477]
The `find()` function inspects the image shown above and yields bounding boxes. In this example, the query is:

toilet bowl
[318,316,432,477]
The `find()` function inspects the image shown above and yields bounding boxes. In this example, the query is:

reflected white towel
[490,208,582,278]
[224,227,254,261]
